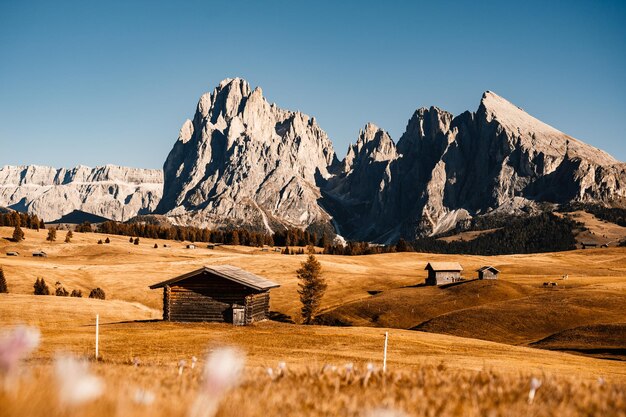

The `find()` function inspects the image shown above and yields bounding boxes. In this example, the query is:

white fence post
[95,314,99,360]
[383,331,388,373]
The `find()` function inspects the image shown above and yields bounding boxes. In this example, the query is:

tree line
[559,202,626,227]
[94,220,332,248]
[0,211,44,229]
[410,213,579,255]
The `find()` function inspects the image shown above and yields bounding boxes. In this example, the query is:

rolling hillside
[1,226,625,361]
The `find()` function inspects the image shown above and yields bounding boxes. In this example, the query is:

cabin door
[232,305,245,326]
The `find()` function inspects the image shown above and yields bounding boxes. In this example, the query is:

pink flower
[188,347,245,417]
[201,347,244,396]
[0,326,40,375]
[54,354,104,406]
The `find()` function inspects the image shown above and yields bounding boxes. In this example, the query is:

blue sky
[1,0,624,169]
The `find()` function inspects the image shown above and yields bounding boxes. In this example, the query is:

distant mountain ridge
[157,79,625,242]
[2,79,624,242]
[0,164,162,222]
[326,91,626,241]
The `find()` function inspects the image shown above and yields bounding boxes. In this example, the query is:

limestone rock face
[0,165,163,221]
[322,123,398,239]
[156,78,338,233]
[157,80,625,242]
[373,92,624,241]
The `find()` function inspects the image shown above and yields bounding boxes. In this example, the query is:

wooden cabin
[186,244,196,249]
[425,262,463,286]
[6,251,19,256]
[477,266,499,280]
[32,251,47,258]
[149,265,280,325]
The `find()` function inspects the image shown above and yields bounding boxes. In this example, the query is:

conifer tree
[46,228,57,242]
[33,278,50,295]
[12,225,24,242]
[105,237,111,244]
[32,215,40,231]
[231,230,240,246]
[64,230,73,243]
[297,253,326,324]
[0,266,8,293]
[55,281,69,296]
[89,287,106,300]
[134,237,140,245]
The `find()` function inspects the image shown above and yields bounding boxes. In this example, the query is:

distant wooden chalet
[582,242,598,249]
[186,244,196,249]
[6,251,19,256]
[425,262,463,286]
[32,251,47,258]
[149,265,280,325]
[477,266,499,280]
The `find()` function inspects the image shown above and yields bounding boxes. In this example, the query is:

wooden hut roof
[424,262,463,272]
[476,265,500,273]
[149,265,280,291]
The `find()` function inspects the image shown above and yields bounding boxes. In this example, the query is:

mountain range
[2,78,624,242]
[0,165,162,222]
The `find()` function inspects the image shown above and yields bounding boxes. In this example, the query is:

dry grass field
[558,210,626,246]
[1,226,626,416]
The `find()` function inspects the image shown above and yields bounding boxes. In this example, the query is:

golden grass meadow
[1,226,625,416]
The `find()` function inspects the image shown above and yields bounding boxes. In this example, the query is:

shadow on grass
[269,311,295,324]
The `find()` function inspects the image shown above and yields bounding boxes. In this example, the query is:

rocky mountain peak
[478,91,618,166]
[156,78,338,234]
[346,123,397,168]
[397,106,453,156]
[4,82,622,243]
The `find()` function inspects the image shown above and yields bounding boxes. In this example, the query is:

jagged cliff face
[0,165,163,222]
[157,80,624,241]
[7,79,614,241]
[336,91,626,241]
[156,78,338,233]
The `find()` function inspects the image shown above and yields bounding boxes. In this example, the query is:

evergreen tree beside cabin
[297,254,326,324]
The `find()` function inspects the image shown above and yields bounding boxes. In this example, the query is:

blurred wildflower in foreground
[0,326,40,376]
[365,409,409,417]
[527,377,542,404]
[133,388,156,406]
[54,354,104,406]
[188,347,245,417]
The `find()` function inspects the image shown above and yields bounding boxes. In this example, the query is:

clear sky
[1,0,624,169]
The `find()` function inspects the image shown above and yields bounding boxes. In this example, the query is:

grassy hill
[318,280,536,328]
[2,225,626,358]
[530,323,626,360]
[2,226,626,416]
[412,288,626,345]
